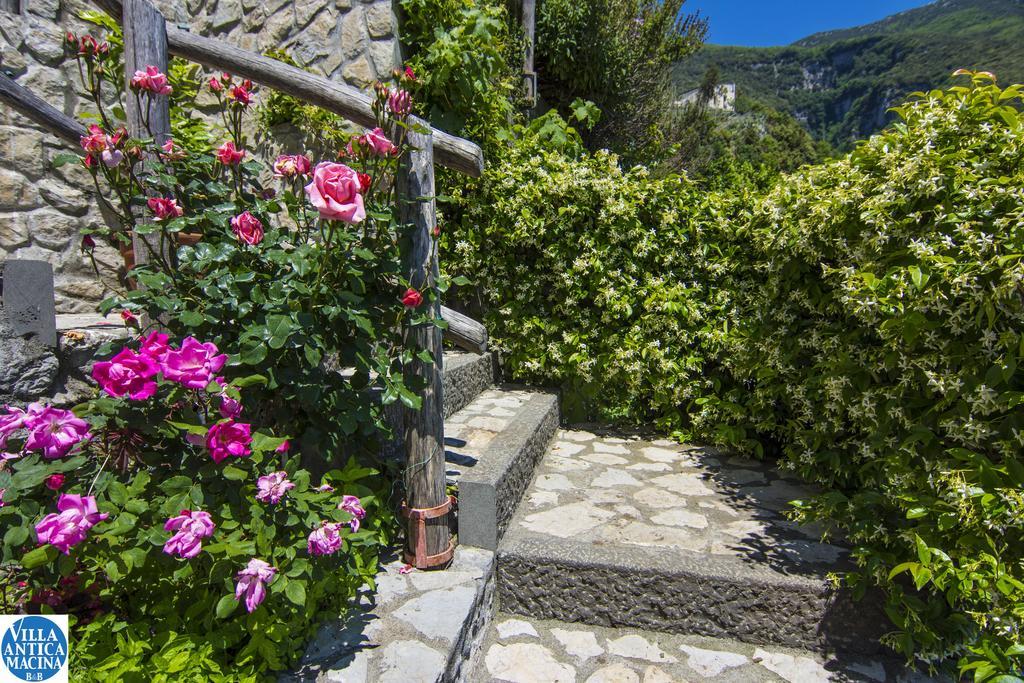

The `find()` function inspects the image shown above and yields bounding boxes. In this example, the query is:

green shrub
[711,72,1024,678]
[442,113,737,429]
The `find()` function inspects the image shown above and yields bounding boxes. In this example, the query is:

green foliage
[672,0,1024,149]
[442,111,735,428]
[398,0,520,141]
[447,74,1024,678]
[536,0,706,160]
[710,72,1024,679]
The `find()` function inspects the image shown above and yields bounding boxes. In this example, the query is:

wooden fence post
[398,126,453,569]
[123,0,171,272]
[522,0,537,103]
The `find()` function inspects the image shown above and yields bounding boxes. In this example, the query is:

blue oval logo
[1,616,68,681]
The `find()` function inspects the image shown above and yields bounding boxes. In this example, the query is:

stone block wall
[0,0,400,313]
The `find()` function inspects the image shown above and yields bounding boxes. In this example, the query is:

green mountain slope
[673,0,1024,148]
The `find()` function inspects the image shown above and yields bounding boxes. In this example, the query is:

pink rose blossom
[227,82,252,106]
[364,128,398,157]
[398,564,413,575]
[163,509,216,559]
[0,405,27,450]
[91,348,159,400]
[272,154,311,178]
[316,482,334,493]
[160,138,187,161]
[256,471,295,504]
[0,488,5,507]
[304,162,366,224]
[208,76,223,92]
[339,494,366,533]
[307,522,343,556]
[139,330,170,361]
[275,440,291,454]
[230,211,264,245]
[205,419,252,463]
[234,558,276,612]
[45,474,65,491]
[161,337,227,390]
[23,404,91,459]
[147,196,183,220]
[219,394,242,419]
[388,89,412,117]
[79,124,109,153]
[35,494,108,554]
[216,141,246,166]
[130,65,172,96]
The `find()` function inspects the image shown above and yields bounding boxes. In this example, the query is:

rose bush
[0,23,445,680]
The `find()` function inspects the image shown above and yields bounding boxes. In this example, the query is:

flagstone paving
[473,616,940,682]
[512,428,844,570]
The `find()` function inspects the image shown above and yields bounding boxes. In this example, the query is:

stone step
[445,387,560,551]
[443,350,496,417]
[473,613,940,683]
[495,429,890,656]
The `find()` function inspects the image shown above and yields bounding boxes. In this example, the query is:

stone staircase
[289,350,941,682]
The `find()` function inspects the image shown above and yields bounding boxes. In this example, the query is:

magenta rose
[231,211,264,245]
[206,419,252,463]
[23,404,91,459]
[307,522,344,556]
[163,509,216,559]
[364,127,398,156]
[139,330,170,361]
[91,348,160,400]
[161,337,227,390]
[304,162,366,224]
[234,558,276,612]
[35,493,108,553]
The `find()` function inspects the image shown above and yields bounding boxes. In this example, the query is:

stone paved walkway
[514,428,843,570]
[474,615,937,682]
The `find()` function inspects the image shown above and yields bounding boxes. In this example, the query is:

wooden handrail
[91,0,483,176]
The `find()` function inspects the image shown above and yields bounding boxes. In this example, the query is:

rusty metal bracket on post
[400,495,456,569]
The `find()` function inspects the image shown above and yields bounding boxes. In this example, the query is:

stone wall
[0,0,400,313]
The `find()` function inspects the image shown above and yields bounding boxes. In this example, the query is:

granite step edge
[495,532,889,656]
[456,391,560,551]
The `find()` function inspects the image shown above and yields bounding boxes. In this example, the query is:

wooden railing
[0,0,488,569]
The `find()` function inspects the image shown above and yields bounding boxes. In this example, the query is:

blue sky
[684,0,933,46]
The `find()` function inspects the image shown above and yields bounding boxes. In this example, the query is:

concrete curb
[457,391,560,551]
[496,532,888,655]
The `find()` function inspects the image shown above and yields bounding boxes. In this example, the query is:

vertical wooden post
[123,0,171,271]
[398,125,452,569]
[522,0,537,103]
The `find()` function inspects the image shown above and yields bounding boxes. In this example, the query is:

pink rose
[206,419,252,463]
[388,89,412,117]
[80,124,109,153]
[227,82,252,106]
[307,522,343,556]
[364,127,398,157]
[231,211,264,245]
[273,154,311,178]
[208,76,223,92]
[139,330,170,361]
[339,494,367,533]
[35,493,108,554]
[147,196,183,221]
[161,337,227,390]
[219,394,242,419]
[304,162,366,224]
[91,348,160,400]
[0,405,27,450]
[160,138,186,161]
[401,288,424,309]
[163,509,216,559]
[216,141,246,166]
[44,473,65,491]
[275,440,290,454]
[130,65,172,96]
[256,471,295,504]
[23,404,91,459]
[234,558,276,612]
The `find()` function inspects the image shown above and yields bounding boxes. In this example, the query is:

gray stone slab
[456,390,560,550]
[2,259,57,347]
[443,351,495,418]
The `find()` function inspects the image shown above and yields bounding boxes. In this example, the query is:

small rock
[522,502,613,538]
[496,619,539,640]
[551,441,586,456]
[535,473,574,491]
[586,663,641,683]
[593,441,630,455]
[561,430,596,442]
[592,468,642,488]
[752,648,831,683]
[650,509,708,529]
[551,628,604,661]
[582,452,629,466]
[376,640,445,683]
[651,473,715,497]
[485,643,575,683]
[679,644,748,677]
[641,446,680,463]
[606,635,678,664]
[641,665,678,683]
